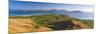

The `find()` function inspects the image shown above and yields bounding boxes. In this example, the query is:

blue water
[9,10,65,16]
[9,10,94,20]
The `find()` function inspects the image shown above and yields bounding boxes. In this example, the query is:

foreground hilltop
[9,14,94,34]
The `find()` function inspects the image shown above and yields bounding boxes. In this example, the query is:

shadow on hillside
[47,20,75,30]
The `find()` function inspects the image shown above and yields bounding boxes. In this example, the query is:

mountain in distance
[9,9,94,20]
[64,11,94,20]
[47,9,94,20]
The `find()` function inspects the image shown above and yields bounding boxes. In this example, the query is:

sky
[9,0,94,12]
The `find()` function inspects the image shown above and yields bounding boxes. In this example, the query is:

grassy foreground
[9,14,94,34]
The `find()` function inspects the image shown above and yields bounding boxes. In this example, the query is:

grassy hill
[9,14,94,34]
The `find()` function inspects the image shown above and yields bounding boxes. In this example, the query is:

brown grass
[9,18,35,33]
[72,20,90,29]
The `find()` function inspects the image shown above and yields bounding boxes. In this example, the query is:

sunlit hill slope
[9,14,94,34]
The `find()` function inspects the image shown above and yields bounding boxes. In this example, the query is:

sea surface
[9,10,94,20]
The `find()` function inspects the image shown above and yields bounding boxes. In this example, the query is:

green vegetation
[31,14,72,27]
[9,14,94,34]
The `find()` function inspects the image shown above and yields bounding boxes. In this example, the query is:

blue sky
[9,0,94,12]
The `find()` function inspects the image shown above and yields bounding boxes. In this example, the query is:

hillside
[9,14,94,34]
